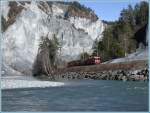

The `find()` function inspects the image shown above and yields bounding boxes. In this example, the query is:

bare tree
[33,34,59,80]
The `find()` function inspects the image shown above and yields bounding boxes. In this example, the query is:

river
[2,80,148,111]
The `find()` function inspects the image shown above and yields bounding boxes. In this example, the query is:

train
[67,56,101,67]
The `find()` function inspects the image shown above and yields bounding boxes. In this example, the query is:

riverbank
[1,75,64,90]
[53,68,148,81]
[41,60,148,81]
[2,60,148,90]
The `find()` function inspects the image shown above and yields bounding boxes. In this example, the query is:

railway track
[56,60,148,74]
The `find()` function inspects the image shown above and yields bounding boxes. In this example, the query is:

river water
[2,80,148,111]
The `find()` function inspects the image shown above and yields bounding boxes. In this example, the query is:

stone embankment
[54,69,148,81]
[41,60,149,81]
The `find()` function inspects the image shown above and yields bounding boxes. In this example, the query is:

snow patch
[106,49,148,64]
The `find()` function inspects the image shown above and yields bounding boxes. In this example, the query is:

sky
[79,0,143,21]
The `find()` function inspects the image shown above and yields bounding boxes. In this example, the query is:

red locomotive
[85,56,101,65]
[67,56,101,67]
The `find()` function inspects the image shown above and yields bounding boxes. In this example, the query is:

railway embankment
[39,60,149,81]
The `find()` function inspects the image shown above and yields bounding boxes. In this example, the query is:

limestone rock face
[1,1,105,75]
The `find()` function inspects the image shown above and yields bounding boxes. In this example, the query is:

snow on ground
[1,75,64,90]
[104,49,148,64]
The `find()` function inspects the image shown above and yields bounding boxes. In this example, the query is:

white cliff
[1,1,105,75]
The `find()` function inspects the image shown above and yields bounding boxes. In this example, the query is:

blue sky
[79,0,142,21]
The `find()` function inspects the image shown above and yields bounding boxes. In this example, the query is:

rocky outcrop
[66,1,98,22]
[53,68,148,81]
[1,2,23,32]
